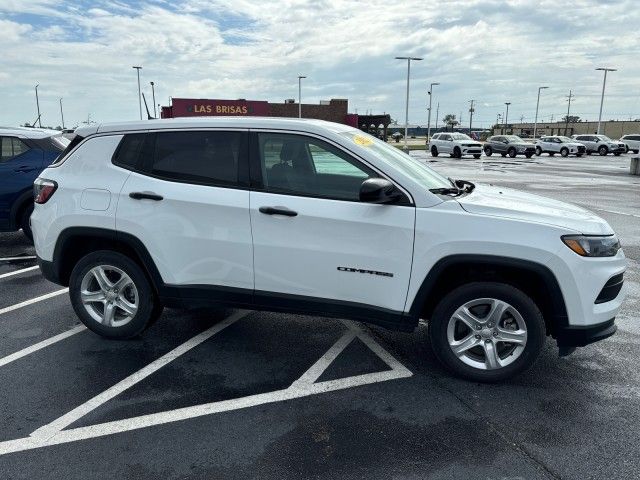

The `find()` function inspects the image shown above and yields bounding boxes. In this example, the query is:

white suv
[535,136,586,157]
[617,134,640,154]
[571,134,626,156]
[429,133,482,159]
[32,118,626,382]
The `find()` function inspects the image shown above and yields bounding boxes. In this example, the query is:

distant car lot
[0,152,638,479]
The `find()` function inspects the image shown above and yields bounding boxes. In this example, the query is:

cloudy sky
[1,0,639,129]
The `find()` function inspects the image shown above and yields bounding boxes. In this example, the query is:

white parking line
[0,266,39,280]
[0,256,37,262]
[0,289,69,316]
[0,317,412,456]
[0,325,86,368]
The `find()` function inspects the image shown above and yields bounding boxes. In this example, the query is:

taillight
[34,178,58,204]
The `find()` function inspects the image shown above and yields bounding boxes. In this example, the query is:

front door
[249,132,415,314]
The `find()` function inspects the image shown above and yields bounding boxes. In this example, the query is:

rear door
[248,131,415,314]
[115,129,254,294]
[439,134,452,153]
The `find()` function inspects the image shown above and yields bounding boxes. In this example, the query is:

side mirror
[360,178,403,204]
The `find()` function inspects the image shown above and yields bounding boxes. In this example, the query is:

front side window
[258,133,373,201]
[151,130,243,186]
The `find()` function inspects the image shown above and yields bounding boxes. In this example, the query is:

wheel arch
[408,255,568,336]
[50,227,166,297]
[9,189,34,230]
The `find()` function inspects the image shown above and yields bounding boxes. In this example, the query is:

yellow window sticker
[353,135,373,147]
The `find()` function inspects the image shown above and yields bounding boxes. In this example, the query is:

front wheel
[453,147,462,158]
[560,147,569,157]
[69,250,162,339]
[508,147,517,158]
[428,282,545,382]
[598,145,608,156]
[484,146,493,156]
[431,146,439,157]
[535,147,542,156]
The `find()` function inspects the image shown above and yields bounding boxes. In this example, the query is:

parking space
[0,153,638,479]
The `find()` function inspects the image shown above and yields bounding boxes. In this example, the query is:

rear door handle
[129,191,164,201]
[14,165,36,173]
[259,206,298,217]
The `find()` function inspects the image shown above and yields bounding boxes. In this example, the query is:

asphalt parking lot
[0,152,638,479]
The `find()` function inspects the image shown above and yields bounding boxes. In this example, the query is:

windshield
[338,131,451,190]
[451,133,472,140]
[558,136,575,143]
[505,135,523,142]
[596,135,613,142]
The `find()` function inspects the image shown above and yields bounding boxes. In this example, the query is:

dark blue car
[0,128,69,241]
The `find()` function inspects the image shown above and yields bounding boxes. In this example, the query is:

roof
[0,127,63,139]
[76,116,358,138]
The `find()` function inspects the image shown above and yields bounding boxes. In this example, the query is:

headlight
[562,235,621,257]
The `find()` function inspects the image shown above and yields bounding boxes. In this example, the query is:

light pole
[504,102,511,133]
[435,102,440,130]
[132,66,142,120]
[426,82,439,142]
[564,90,574,135]
[469,99,475,133]
[150,81,157,118]
[59,97,65,129]
[533,86,548,139]
[297,75,306,118]
[35,84,42,127]
[596,67,616,134]
[395,56,423,152]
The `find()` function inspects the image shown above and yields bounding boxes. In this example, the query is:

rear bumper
[556,318,617,348]
[37,256,63,285]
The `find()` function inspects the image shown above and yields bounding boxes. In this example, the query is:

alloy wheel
[80,265,139,327]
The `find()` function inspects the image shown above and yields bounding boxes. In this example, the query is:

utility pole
[426,82,439,142]
[434,102,440,130]
[132,66,143,120]
[504,102,511,133]
[564,90,575,135]
[59,97,65,129]
[468,99,475,133]
[520,115,525,123]
[35,84,42,128]
[596,67,616,134]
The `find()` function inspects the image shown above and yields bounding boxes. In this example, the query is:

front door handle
[259,206,298,217]
[129,191,164,201]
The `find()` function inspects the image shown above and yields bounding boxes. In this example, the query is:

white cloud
[0,0,639,128]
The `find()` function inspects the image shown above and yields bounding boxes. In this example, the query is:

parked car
[429,132,482,159]
[484,135,536,158]
[535,136,586,157]
[32,118,625,382]
[617,134,640,154]
[571,134,625,156]
[0,127,69,240]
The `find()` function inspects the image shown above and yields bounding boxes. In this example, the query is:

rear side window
[150,131,244,187]
[51,134,85,166]
[0,136,30,162]
[113,133,146,170]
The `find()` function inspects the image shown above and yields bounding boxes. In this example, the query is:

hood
[456,184,613,234]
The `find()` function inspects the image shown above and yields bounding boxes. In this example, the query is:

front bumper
[556,318,617,348]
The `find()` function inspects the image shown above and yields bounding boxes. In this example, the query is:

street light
[297,75,306,118]
[596,67,616,134]
[59,97,65,129]
[504,102,511,132]
[395,56,423,152]
[35,84,42,128]
[132,66,142,120]
[533,86,548,139]
[426,82,440,142]
[150,81,157,118]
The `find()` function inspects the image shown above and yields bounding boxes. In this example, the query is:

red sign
[170,98,269,117]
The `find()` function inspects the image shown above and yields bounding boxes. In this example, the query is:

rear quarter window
[112,133,146,170]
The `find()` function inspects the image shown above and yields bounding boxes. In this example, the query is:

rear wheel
[20,203,34,242]
[484,146,493,156]
[508,147,517,158]
[560,147,569,157]
[535,147,542,156]
[428,282,545,382]
[598,145,608,156]
[431,146,439,157]
[69,250,162,339]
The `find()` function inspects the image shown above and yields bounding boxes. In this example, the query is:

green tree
[443,114,458,131]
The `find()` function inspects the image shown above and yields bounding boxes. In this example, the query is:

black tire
[625,145,629,153]
[428,282,545,382]
[500,153,506,157]
[473,154,481,159]
[20,203,34,242]
[431,146,439,157]
[507,147,517,158]
[634,150,639,154]
[535,147,542,156]
[69,250,161,339]
[484,146,493,156]
[576,154,583,157]
[453,147,462,158]
[614,152,621,156]
[548,152,555,156]
[560,147,569,157]
[598,145,608,156]
[525,153,533,158]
